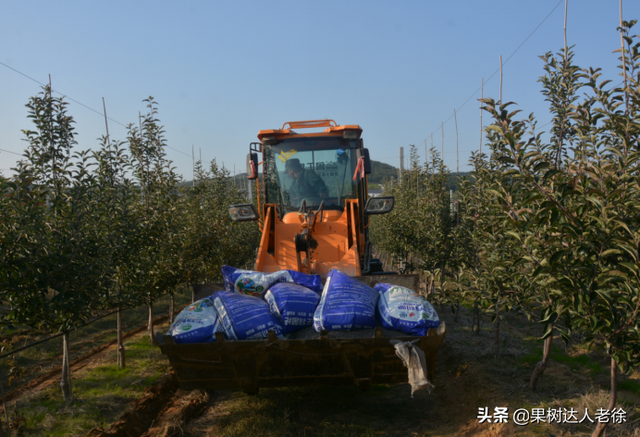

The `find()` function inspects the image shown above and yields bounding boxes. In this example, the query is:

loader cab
[231,120,393,277]
[258,120,367,221]
[263,137,360,217]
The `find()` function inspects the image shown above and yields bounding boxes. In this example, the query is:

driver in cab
[285,158,328,206]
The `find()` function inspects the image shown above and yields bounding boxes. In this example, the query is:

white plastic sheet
[390,339,435,397]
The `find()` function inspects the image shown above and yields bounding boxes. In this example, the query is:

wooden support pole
[441,122,444,161]
[102,97,110,139]
[454,109,459,174]
[499,55,503,105]
[480,77,484,154]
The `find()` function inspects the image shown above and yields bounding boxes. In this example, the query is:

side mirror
[228,204,259,221]
[356,148,372,175]
[247,153,259,180]
[364,196,394,215]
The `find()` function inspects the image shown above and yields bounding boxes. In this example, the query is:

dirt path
[6,303,637,436]
[85,373,180,437]
[176,327,498,437]
[0,313,174,406]
[84,308,513,437]
[122,306,638,437]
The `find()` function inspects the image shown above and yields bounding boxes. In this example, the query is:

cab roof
[257,119,362,142]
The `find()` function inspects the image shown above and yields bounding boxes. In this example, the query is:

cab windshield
[263,137,359,216]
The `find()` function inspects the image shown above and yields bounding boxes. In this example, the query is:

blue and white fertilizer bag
[375,283,439,336]
[212,290,284,340]
[222,265,322,297]
[167,297,222,344]
[264,282,321,335]
[313,269,379,332]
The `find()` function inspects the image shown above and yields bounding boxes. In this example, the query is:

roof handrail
[282,120,337,130]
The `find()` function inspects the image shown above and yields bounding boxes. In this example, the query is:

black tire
[369,258,384,273]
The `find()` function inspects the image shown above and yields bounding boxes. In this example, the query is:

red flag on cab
[353,156,365,181]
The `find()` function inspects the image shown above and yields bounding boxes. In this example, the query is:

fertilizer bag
[313,269,379,332]
[212,290,284,340]
[167,297,221,344]
[375,283,439,336]
[264,282,320,335]
[222,265,322,297]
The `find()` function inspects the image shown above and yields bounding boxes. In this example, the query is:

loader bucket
[165,274,445,393]
[159,322,445,394]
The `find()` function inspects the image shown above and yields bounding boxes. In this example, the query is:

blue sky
[1,0,638,178]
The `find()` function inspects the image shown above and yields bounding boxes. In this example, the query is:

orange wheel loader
[159,120,446,394]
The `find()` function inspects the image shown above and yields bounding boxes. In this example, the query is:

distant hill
[369,160,470,191]
[446,172,471,191]
[181,164,470,192]
[180,171,256,188]
[369,160,398,185]
[183,161,399,188]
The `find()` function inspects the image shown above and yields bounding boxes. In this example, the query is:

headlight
[364,196,394,215]
[228,204,259,221]
[343,130,359,139]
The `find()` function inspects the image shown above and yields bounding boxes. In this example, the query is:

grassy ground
[182,306,640,437]
[6,334,169,436]
[1,296,639,436]
[0,288,193,394]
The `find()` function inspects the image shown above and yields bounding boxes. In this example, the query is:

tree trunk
[60,331,73,403]
[493,303,500,357]
[453,303,461,323]
[529,324,553,390]
[591,357,617,437]
[117,306,125,369]
[474,299,481,334]
[169,292,175,326]
[0,379,7,437]
[148,302,155,345]
[191,285,195,304]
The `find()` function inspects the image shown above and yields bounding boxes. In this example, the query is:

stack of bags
[167,266,440,344]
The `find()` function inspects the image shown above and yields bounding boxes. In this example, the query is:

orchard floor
[174,306,640,437]
[2,302,639,436]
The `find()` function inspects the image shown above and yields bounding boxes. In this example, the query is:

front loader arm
[254,205,276,273]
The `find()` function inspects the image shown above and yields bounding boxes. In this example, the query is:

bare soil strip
[4,303,638,436]
[85,373,179,437]
[0,313,174,406]
[141,389,210,437]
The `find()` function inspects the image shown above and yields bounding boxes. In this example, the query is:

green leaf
[505,231,522,242]
[549,250,567,265]
[540,311,558,324]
